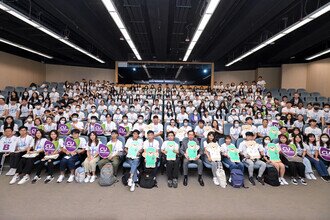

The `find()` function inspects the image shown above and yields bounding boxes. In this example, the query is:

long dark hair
[206,131,216,143]
[306,133,317,146]
[319,134,330,148]
[4,116,15,128]
[49,130,59,141]
[88,131,99,146]
[292,134,304,149]
[34,129,45,147]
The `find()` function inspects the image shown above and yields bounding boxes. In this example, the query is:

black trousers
[9,152,26,169]
[281,156,305,178]
[166,157,180,180]
[16,153,44,175]
[35,158,60,177]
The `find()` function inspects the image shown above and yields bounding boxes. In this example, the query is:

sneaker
[257,176,264,185]
[6,168,15,176]
[127,177,133,187]
[67,174,75,183]
[130,183,135,192]
[281,177,289,185]
[291,178,298,185]
[305,173,312,180]
[9,174,20,185]
[172,178,178,188]
[31,175,41,184]
[44,175,54,184]
[279,178,284,185]
[249,176,256,186]
[84,175,91,183]
[321,176,329,182]
[90,175,97,183]
[299,178,307,185]
[310,173,317,180]
[18,175,30,185]
[57,175,65,183]
[167,180,173,188]
[213,177,220,186]
[228,177,232,183]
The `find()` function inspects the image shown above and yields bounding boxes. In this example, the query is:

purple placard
[3,144,10,151]
[59,124,70,135]
[64,137,77,152]
[94,123,104,135]
[30,127,38,137]
[280,144,295,157]
[98,144,110,159]
[44,140,55,154]
[319,147,330,161]
[118,126,127,136]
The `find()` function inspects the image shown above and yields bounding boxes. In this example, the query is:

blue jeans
[126,158,140,182]
[60,154,79,172]
[222,157,244,173]
[307,156,329,177]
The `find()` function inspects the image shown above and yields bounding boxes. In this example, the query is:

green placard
[268,126,279,140]
[125,126,130,132]
[107,143,113,154]
[166,141,176,160]
[73,138,80,147]
[127,146,139,158]
[145,147,157,168]
[267,143,280,162]
[227,144,240,162]
[187,147,197,160]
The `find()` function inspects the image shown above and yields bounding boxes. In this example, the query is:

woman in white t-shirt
[166,119,178,135]
[10,129,47,185]
[204,132,223,186]
[82,132,100,183]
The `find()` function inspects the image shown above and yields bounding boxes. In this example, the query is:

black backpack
[264,167,280,186]
[139,169,157,189]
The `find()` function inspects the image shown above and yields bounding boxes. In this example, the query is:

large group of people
[0,76,329,192]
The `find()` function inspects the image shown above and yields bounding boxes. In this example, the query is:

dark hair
[49,130,59,141]
[18,126,28,131]
[111,130,119,135]
[206,131,216,143]
[278,134,290,145]
[34,129,45,143]
[167,131,175,137]
[262,136,271,146]
[306,133,317,146]
[4,116,15,128]
[88,131,99,146]
[320,134,330,147]
[71,129,80,135]
[292,134,304,149]
[147,130,154,135]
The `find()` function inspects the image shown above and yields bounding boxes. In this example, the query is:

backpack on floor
[264,167,280,186]
[139,169,157,189]
[75,166,85,183]
[216,162,227,188]
[121,172,130,186]
[99,163,116,186]
[230,168,245,188]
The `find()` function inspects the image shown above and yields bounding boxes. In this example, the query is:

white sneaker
[90,175,97,183]
[281,177,288,185]
[213,177,220,186]
[127,177,133,187]
[57,175,65,183]
[31,175,41,184]
[305,173,312,180]
[6,168,15,176]
[18,175,30,185]
[9,174,20,185]
[310,173,317,180]
[84,175,91,183]
[44,175,54,184]
[130,183,135,192]
[228,177,232,183]
[279,178,284,185]
[67,174,75,183]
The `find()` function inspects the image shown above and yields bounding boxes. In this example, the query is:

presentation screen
[117,61,212,85]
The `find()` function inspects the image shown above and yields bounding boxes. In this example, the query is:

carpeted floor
[0,170,329,220]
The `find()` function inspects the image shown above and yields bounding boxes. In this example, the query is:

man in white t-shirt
[0,127,18,174]
[0,97,9,119]
[304,119,322,140]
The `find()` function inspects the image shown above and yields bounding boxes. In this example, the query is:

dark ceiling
[0,0,330,71]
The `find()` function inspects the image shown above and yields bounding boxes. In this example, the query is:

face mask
[116,111,120,114]
[267,116,272,120]
[184,122,188,126]
[72,118,78,122]
[257,114,262,117]
[103,112,107,115]
[36,106,41,110]
[32,87,36,90]
[91,109,96,112]
[66,108,70,112]
[324,108,329,112]
[27,118,33,122]
[276,116,281,120]
[52,88,56,92]
[76,108,80,112]
[38,97,43,101]
[60,120,66,124]
[138,119,143,123]
[231,112,236,115]
[234,123,239,128]
[24,92,28,96]
[44,89,47,92]
[242,111,246,115]
[123,119,128,123]
[91,119,96,123]
[321,137,329,142]
[264,140,270,144]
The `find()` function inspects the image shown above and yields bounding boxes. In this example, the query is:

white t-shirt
[0,136,18,152]
[204,141,221,161]
[106,139,123,157]
[16,135,34,151]
[125,138,143,159]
